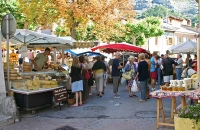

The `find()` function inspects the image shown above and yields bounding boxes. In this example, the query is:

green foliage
[0,0,25,29]
[178,103,200,125]
[110,17,164,46]
[137,6,184,19]
[76,25,98,41]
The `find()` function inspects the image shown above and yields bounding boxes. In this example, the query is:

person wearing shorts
[162,54,177,86]
[150,52,158,91]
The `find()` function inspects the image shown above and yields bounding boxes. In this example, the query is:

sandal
[139,99,146,102]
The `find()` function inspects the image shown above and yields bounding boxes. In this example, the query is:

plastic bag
[131,80,138,92]
[121,77,126,86]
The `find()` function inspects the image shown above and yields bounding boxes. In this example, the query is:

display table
[150,89,200,129]
[11,86,63,114]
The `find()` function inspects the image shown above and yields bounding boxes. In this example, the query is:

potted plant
[174,103,200,130]
[67,92,75,105]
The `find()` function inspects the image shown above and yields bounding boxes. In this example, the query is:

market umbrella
[91,43,149,54]
[5,29,75,46]
[168,40,197,54]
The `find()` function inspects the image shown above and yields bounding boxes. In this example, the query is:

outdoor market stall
[150,78,200,129]
[1,29,77,113]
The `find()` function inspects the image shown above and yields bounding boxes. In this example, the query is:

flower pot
[68,98,75,105]
[174,115,200,130]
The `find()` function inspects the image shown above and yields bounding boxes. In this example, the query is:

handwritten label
[53,87,68,103]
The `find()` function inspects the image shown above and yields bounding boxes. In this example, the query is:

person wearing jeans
[135,53,149,102]
[175,54,183,80]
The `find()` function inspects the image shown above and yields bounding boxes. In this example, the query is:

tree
[17,0,135,40]
[0,0,25,29]
[137,6,183,20]
[110,17,164,46]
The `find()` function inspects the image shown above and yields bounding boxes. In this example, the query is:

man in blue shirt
[112,52,122,98]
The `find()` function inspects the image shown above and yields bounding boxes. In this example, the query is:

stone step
[0,115,14,127]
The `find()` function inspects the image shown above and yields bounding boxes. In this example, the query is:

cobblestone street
[0,84,176,130]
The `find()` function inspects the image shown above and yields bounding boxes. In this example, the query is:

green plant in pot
[174,103,200,130]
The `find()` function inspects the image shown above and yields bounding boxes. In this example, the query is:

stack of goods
[4,69,22,80]
[23,62,32,72]
[42,78,58,89]
[9,52,18,65]
[160,85,185,91]
[3,62,14,69]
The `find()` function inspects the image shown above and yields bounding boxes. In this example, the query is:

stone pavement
[0,83,177,130]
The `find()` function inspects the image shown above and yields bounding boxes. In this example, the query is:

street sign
[1,14,16,39]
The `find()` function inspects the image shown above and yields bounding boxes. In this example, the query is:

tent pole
[62,48,64,64]
[53,48,56,64]
[197,0,200,82]
[6,14,10,95]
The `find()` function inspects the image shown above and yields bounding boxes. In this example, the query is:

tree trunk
[70,27,77,40]
[23,21,29,29]
[132,35,136,45]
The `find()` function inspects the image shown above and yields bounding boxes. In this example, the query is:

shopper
[101,56,110,94]
[175,54,183,80]
[125,56,136,97]
[162,54,177,86]
[92,56,106,97]
[144,54,151,99]
[70,57,83,107]
[111,52,123,98]
[135,53,149,102]
[150,51,158,91]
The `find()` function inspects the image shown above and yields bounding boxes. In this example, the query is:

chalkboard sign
[53,87,68,103]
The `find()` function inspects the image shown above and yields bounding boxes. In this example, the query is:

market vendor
[32,48,50,71]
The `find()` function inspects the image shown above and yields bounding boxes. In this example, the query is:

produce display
[9,52,18,65]
[11,72,59,91]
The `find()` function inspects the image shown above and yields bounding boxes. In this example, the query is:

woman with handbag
[92,56,106,97]
[125,56,137,97]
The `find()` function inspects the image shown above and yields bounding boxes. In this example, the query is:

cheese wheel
[23,70,31,72]
[10,74,18,77]
[23,66,32,69]
[10,77,17,80]
[17,77,22,80]
[23,62,31,66]
[24,76,32,79]
[33,80,38,86]
[44,81,50,85]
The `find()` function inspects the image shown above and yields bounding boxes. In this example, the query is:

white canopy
[1,29,76,47]
[168,40,197,54]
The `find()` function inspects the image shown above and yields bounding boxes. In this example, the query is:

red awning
[91,43,149,54]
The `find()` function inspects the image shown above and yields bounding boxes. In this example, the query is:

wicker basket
[68,98,75,105]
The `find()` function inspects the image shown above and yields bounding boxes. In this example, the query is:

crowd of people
[6,48,198,105]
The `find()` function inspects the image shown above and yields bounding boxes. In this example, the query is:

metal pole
[53,48,56,64]
[197,0,200,82]
[62,48,64,64]
[6,15,10,94]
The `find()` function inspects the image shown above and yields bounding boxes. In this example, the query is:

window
[179,37,182,44]
[167,38,175,45]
